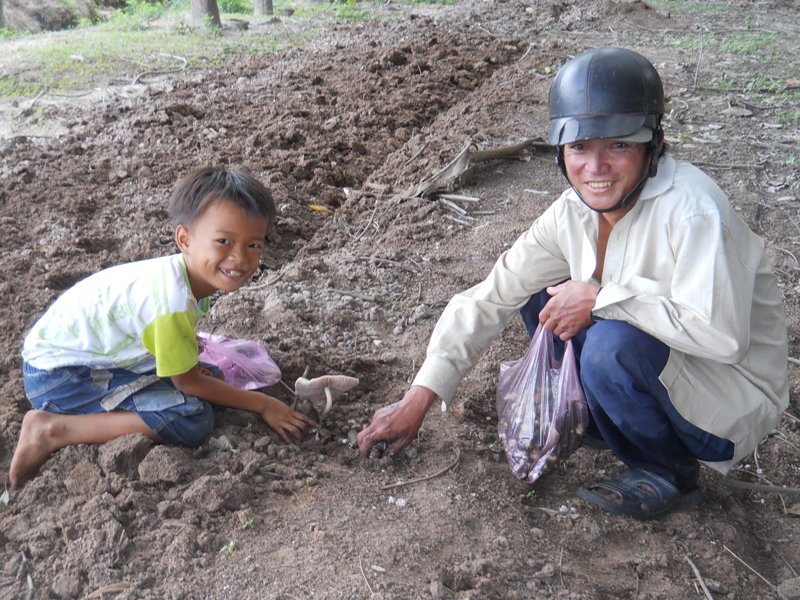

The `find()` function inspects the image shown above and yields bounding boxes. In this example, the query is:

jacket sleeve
[413,203,572,404]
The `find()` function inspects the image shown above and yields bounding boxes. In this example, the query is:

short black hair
[168,167,276,228]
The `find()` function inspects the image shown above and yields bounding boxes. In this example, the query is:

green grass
[719,31,781,56]
[292,0,373,23]
[0,0,414,99]
[645,0,736,15]
[660,31,783,58]
[0,26,286,96]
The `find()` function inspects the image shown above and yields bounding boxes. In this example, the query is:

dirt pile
[2,0,107,32]
[1,0,799,598]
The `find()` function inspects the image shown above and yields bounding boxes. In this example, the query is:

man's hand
[357,386,438,456]
[538,280,601,340]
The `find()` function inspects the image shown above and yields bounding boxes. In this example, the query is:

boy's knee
[181,403,215,447]
[158,400,215,447]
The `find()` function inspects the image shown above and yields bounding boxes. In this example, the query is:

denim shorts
[22,362,215,447]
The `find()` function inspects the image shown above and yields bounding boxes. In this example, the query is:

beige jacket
[414,155,789,473]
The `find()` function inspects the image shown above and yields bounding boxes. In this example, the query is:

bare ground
[1,1,800,598]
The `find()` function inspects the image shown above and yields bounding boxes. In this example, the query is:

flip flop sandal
[577,468,702,520]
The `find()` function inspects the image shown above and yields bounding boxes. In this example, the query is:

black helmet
[547,47,664,146]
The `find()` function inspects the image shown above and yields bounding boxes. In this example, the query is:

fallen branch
[405,142,428,164]
[722,545,777,594]
[684,555,714,600]
[784,411,800,425]
[132,54,188,85]
[445,214,476,227]
[380,447,460,490]
[691,160,765,170]
[397,138,550,200]
[356,255,421,274]
[82,582,131,599]
[437,193,480,203]
[722,479,800,495]
[351,202,380,242]
[240,272,283,292]
[358,557,375,595]
[28,88,47,109]
[438,197,468,216]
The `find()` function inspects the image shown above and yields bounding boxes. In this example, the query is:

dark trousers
[520,290,734,488]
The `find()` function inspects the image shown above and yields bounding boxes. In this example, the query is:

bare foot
[9,410,61,488]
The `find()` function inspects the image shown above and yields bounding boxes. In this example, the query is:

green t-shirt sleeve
[141,312,199,377]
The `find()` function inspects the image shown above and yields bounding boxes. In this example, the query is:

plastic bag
[496,323,589,484]
[197,332,281,390]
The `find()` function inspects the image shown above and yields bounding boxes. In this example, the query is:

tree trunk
[190,0,221,29]
[0,0,5,30]
[253,0,274,16]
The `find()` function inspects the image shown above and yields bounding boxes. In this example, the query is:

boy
[10,167,316,487]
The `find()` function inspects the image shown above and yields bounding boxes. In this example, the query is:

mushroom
[294,373,359,437]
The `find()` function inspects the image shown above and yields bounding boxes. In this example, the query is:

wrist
[407,385,438,413]
[590,284,602,323]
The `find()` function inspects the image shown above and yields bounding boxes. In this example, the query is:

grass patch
[0,26,286,95]
[0,0,406,100]
[718,31,781,56]
[645,0,734,15]
[660,31,783,58]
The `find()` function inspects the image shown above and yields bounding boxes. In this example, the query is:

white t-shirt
[23,254,209,377]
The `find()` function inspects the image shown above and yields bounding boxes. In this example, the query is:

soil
[2,1,800,599]
[2,0,104,33]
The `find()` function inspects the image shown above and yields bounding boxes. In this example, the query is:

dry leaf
[787,503,800,517]
[307,204,335,215]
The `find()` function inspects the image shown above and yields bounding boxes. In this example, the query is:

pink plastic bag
[197,332,281,391]
[496,324,589,484]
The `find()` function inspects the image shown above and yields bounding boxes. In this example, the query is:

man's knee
[582,321,668,376]
[582,321,642,369]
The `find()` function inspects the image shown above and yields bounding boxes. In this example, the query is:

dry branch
[358,557,375,595]
[397,138,550,200]
[722,545,777,594]
[684,555,714,600]
[380,448,460,490]
[722,479,800,495]
[82,582,131,599]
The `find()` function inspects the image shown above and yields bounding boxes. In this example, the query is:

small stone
[210,435,236,451]
[778,577,800,600]
[347,429,359,449]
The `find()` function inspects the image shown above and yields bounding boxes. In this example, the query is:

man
[358,47,789,520]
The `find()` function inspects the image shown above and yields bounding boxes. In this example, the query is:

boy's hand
[259,394,317,444]
[170,367,316,443]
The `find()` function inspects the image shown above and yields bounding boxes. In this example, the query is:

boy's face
[175,199,269,299]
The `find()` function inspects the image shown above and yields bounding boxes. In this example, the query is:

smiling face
[175,198,269,299]
[562,139,650,221]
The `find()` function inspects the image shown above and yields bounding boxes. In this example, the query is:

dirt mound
[1,0,799,598]
[3,0,103,32]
